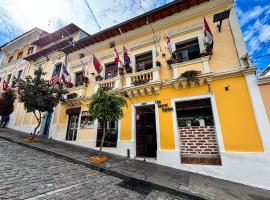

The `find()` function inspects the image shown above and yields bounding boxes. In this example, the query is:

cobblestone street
[0,138,190,200]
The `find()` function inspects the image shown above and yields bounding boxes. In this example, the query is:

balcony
[171,56,211,79]
[170,56,214,89]
[123,67,161,97]
[65,85,87,106]
[94,76,121,92]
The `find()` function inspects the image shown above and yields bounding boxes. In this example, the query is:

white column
[203,59,210,73]
[114,77,122,89]
[126,76,132,87]
[152,68,160,81]
[229,7,249,67]
[245,73,270,152]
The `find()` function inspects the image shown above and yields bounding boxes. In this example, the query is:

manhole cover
[117,179,153,196]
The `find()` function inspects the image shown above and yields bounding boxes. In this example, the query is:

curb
[0,134,207,200]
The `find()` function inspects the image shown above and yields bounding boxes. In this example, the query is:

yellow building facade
[3,0,270,190]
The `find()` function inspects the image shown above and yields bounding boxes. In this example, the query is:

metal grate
[117,179,153,196]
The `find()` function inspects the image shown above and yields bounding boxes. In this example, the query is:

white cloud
[0,0,173,37]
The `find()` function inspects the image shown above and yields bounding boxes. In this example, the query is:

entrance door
[43,112,52,137]
[136,105,157,157]
[66,114,79,141]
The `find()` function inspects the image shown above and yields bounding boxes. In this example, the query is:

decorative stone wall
[179,126,221,165]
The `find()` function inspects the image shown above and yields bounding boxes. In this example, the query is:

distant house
[258,65,270,122]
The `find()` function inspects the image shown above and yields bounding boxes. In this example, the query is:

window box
[65,82,74,88]
[67,93,78,99]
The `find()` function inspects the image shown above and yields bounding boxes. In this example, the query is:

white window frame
[6,73,12,85]
[74,70,84,87]
[171,32,205,55]
[131,101,161,157]
[171,94,224,155]
[16,68,24,80]
[131,47,157,74]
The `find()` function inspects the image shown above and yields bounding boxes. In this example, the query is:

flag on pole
[50,67,59,86]
[204,17,214,51]
[61,64,71,83]
[3,80,9,91]
[92,55,103,74]
[113,47,120,66]
[165,32,172,54]
[80,60,89,77]
[123,45,132,73]
[11,76,17,88]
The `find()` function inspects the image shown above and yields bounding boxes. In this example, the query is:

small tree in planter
[0,89,16,127]
[88,88,127,163]
[18,67,68,142]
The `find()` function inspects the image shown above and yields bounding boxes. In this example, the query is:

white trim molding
[171,93,224,154]
[245,73,270,152]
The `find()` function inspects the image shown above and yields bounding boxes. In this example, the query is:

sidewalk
[0,128,270,200]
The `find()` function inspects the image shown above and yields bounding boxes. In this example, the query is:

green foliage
[88,88,127,122]
[19,67,68,114]
[0,89,16,116]
[180,70,201,82]
[18,67,68,136]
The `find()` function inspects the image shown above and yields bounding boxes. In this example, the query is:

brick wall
[179,126,221,165]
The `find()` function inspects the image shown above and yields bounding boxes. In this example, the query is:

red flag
[204,17,213,49]
[93,55,103,74]
[3,80,9,91]
[113,47,120,66]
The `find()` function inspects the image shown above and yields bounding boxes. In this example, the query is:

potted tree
[88,88,127,164]
[18,67,68,143]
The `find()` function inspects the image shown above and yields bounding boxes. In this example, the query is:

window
[17,69,23,80]
[75,71,84,87]
[54,63,62,76]
[80,111,95,129]
[105,62,118,79]
[135,51,153,72]
[17,51,23,60]
[0,77,2,84]
[6,74,12,84]
[8,56,13,63]
[27,47,34,55]
[176,99,214,127]
[174,38,200,63]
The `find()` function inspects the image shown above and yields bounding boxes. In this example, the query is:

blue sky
[0,0,269,72]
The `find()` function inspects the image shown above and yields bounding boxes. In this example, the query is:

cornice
[71,0,232,56]
[258,76,270,85]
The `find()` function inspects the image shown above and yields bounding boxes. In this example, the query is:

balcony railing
[66,85,86,98]
[171,56,210,79]
[94,76,121,92]
[94,67,160,92]
[125,67,160,87]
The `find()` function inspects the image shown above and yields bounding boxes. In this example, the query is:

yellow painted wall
[15,103,24,125]
[259,84,270,123]
[120,76,263,152]
[212,76,263,152]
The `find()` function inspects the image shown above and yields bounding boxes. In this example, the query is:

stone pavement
[0,128,270,200]
[0,138,189,200]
